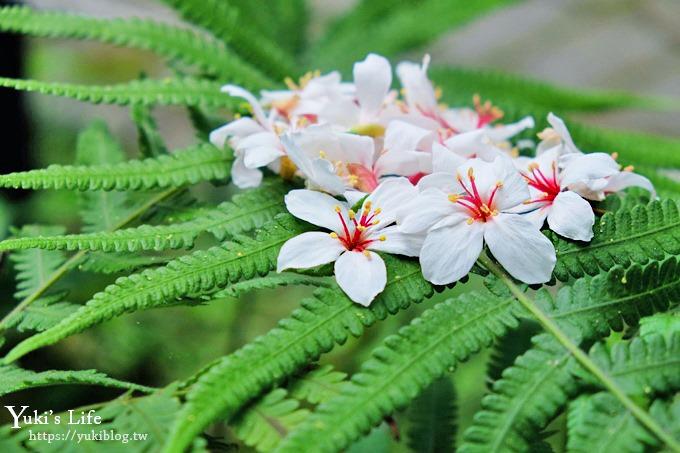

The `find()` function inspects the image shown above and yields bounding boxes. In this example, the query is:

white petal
[209,124,232,148]
[432,142,466,174]
[334,250,387,306]
[604,171,656,197]
[492,156,531,210]
[398,188,462,233]
[319,99,361,128]
[484,214,556,284]
[307,158,348,195]
[285,189,347,231]
[374,150,423,177]
[484,116,535,142]
[368,225,423,257]
[221,85,268,126]
[547,112,579,153]
[420,220,484,285]
[522,206,550,229]
[343,190,367,207]
[396,56,438,113]
[354,53,392,118]
[231,154,263,188]
[365,177,418,224]
[384,120,433,152]
[277,232,346,272]
[416,172,461,193]
[547,191,594,241]
[243,146,284,169]
[559,152,620,186]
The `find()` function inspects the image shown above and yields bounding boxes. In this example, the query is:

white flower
[536,112,582,155]
[319,53,396,132]
[400,157,556,285]
[277,178,424,305]
[210,85,288,188]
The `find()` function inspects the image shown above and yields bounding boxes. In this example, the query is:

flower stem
[0,187,181,332]
[478,254,680,452]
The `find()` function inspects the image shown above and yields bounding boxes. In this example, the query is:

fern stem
[0,187,180,332]
[478,254,680,452]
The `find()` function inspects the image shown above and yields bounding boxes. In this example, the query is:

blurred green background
[1,0,679,449]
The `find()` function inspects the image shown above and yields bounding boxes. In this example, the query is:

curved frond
[459,335,576,453]
[406,376,458,453]
[164,255,434,453]
[9,225,66,299]
[2,215,309,363]
[0,6,271,88]
[0,143,233,191]
[218,273,335,299]
[0,77,237,109]
[286,365,347,405]
[274,282,522,453]
[0,364,153,397]
[552,200,680,281]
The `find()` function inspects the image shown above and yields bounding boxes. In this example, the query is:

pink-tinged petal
[231,154,263,188]
[334,250,387,306]
[367,225,423,257]
[484,213,556,284]
[485,116,535,141]
[559,152,619,187]
[547,191,594,241]
[277,232,346,272]
[399,188,462,233]
[354,54,392,118]
[396,55,438,113]
[604,171,656,198]
[547,112,578,153]
[384,120,433,152]
[432,143,466,174]
[221,85,268,126]
[285,189,347,231]
[420,220,484,285]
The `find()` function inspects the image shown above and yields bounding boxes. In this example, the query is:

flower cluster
[211,54,655,306]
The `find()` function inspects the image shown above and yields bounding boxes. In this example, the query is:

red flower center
[449,168,502,223]
[522,161,561,205]
[332,202,384,252]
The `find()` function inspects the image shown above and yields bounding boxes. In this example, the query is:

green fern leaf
[0,364,153,397]
[75,121,131,232]
[429,66,675,112]
[639,313,680,339]
[0,179,288,253]
[650,397,680,446]
[459,335,576,453]
[2,215,309,363]
[552,199,680,281]
[159,0,297,79]
[131,103,168,157]
[0,143,233,191]
[576,333,680,396]
[231,388,310,452]
[406,376,458,453]
[164,254,434,453]
[487,320,541,384]
[542,257,680,341]
[273,282,522,453]
[217,273,335,299]
[0,76,238,109]
[309,0,517,73]
[9,225,66,299]
[79,252,172,274]
[567,393,658,453]
[4,293,79,332]
[0,6,271,88]
[287,364,347,405]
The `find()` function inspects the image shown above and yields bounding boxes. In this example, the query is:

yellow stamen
[379,235,386,241]
[373,207,382,215]
[357,225,366,232]
[284,77,297,91]
[318,150,327,158]
[537,127,556,141]
[448,194,461,203]
[372,220,380,225]
[528,162,539,171]
[348,209,356,220]
[434,86,443,100]
[611,152,619,160]
[334,205,342,213]
[279,156,297,180]
[363,250,371,258]
[329,232,338,238]
[233,113,241,119]
[467,167,475,179]
[496,181,504,188]
[350,123,386,138]
[466,218,475,225]
[364,201,372,211]
[623,165,635,172]
[492,209,499,216]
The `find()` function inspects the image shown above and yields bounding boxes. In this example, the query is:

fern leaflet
[286,364,347,405]
[406,376,458,453]
[0,143,233,191]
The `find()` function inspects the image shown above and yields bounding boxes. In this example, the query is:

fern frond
[159,0,297,79]
[79,252,172,274]
[429,66,675,112]
[567,393,657,453]
[460,334,576,453]
[406,376,457,453]
[552,199,680,281]
[639,313,680,339]
[3,215,309,363]
[164,255,434,453]
[75,121,131,232]
[286,364,347,405]
[217,273,335,299]
[308,0,517,72]
[0,143,233,191]
[9,225,66,299]
[577,333,680,396]
[650,397,680,444]
[0,6,271,88]
[0,76,237,109]
[0,364,153,397]
[274,282,522,453]
[541,257,680,341]
[487,320,541,384]
[4,293,79,332]
[270,0,308,55]
[231,388,309,452]
[0,179,288,253]
[131,104,168,158]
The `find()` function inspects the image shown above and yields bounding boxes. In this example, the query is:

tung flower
[277,178,423,305]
